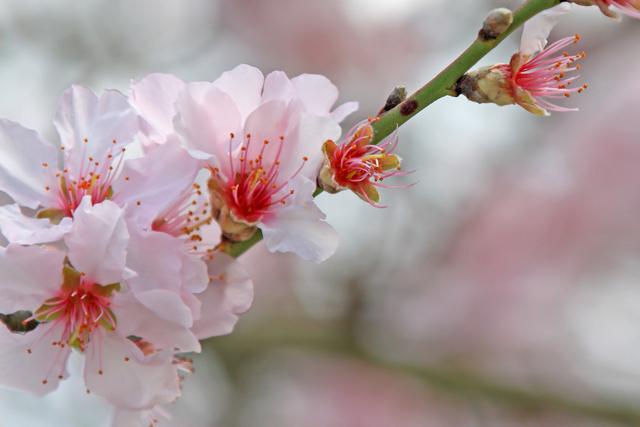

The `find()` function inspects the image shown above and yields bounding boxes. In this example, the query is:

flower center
[32,267,118,352]
[211,133,307,224]
[151,182,219,258]
[512,35,588,112]
[321,120,404,206]
[42,138,127,217]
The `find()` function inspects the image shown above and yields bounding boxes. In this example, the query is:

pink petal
[174,82,242,174]
[84,331,181,410]
[113,293,200,354]
[260,176,339,263]
[212,64,264,123]
[65,197,129,285]
[330,101,359,123]
[282,113,341,180]
[54,86,140,176]
[133,289,195,329]
[262,70,295,104]
[0,118,58,209]
[0,323,71,395]
[129,73,186,142]
[126,228,207,296]
[0,204,72,245]
[192,254,254,339]
[113,141,202,228]
[242,100,291,168]
[292,73,339,116]
[0,244,65,313]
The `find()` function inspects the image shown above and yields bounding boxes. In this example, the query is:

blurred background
[1,0,640,426]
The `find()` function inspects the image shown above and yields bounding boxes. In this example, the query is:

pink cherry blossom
[0,196,253,410]
[507,4,588,115]
[503,34,588,115]
[318,119,408,207]
[459,4,588,116]
[0,85,139,244]
[167,65,356,262]
[0,86,217,251]
[0,199,182,409]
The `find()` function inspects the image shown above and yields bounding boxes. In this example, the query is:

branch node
[378,86,407,115]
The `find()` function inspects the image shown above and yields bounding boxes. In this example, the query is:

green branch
[222,0,562,259]
[370,0,561,144]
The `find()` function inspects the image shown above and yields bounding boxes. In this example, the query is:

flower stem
[222,0,561,259]
[370,0,562,144]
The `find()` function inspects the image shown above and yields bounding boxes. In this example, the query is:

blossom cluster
[0,1,637,425]
[0,65,384,425]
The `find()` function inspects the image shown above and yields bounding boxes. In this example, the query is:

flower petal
[174,82,242,173]
[84,331,181,410]
[65,197,129,284]
[292,74,339,116]
[126,228,207,294]
[113,141,202,228]
[0,118,58,209]
[54,86,140,175]
[212,64,264,123]
[242,99,291,167]
[0,244,65,313]
[129,73,185,142]
[192,254,254,339]
[133,290,195,328]
[0,323,71,395]
[113,292,200,354]
[0,204,72,245]
[282,112,342,180]
[260,176,339,262]
[520,3,572,56]
[330,101,359,123]
[262,70,295,104]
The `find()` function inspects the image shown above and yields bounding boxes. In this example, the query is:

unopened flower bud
[480,8,514,40]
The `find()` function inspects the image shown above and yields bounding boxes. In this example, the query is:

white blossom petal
[0,118,58,209]
[129,73,185,142]
[65,197,129,285]
[260,176,339,262]
[262,70,295,104]
[330,101,359,123]
[113,293,200,354]
[0,244,65,313]
[212,64,264,123]
[54,86,140,175]
[192,254,254,339]
[174,82,242,171]
[520,3,572,56]
[113,141,202,228]
[0,204,72,245]
[292,74,339,116]
[84,331,181,410]
[0,323,71,395]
